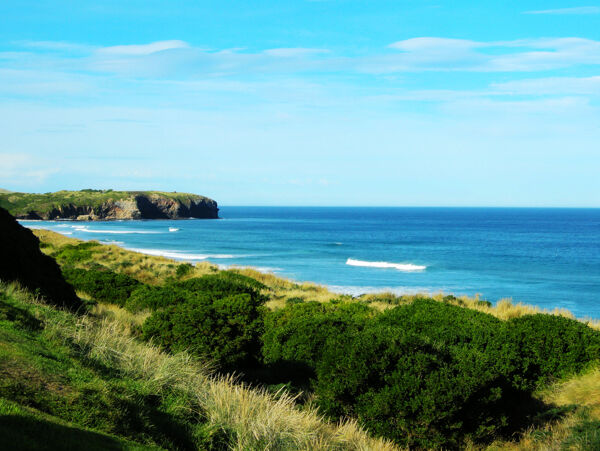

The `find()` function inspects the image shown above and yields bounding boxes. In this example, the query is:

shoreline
[30,226,600,325]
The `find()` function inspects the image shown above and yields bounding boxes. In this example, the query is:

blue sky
[1,1,599,206]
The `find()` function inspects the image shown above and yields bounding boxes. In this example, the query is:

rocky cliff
[0,190,219,220]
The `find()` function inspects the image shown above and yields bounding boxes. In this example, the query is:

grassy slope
[14,229,600,450]
[0,283,394,450]
[0,190,212,217]
[0,398,155,451]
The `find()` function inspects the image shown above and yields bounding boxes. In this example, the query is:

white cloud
[0,153,58,184]
[263,48,329,57]
[524,6,600,15]
[5,38,600,79]
[380,37,600,73]
[97,40,189,56]
[491,76,600,95]
[389,37,482,52]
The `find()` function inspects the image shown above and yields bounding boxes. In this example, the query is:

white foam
[346,258,426,272]
[328,285,437,297]
[168,227,180,232]
[71,226,161,234]
[125,247,236,260]
[216,263,282,273]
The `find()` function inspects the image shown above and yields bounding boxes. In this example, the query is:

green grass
[0,190,212,217]
[12,229,600,450]
[0,284,223,450]
[0,397,159,451]
[0,281,396,450]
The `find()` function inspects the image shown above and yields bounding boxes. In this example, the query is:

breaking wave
[346,258,426,272]
[71,226,161,234]
[125,247,236,260]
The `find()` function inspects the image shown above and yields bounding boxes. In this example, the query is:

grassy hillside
[0,189,214,218]
[0,282,393,450]
[2,228,599,449]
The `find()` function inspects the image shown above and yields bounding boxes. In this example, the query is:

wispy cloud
[0,153,58,184]
[97,40,190,56]
[7,38,600,80]
[380,37,600,72]
[491,76,600,95]
[524,6,600,15]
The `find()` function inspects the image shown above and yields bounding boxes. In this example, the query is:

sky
[1,1,599,206]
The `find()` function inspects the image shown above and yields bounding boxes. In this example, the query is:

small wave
[101,240,125,245]
[168,227,180,232]
[71,226,161,235]
[126,247,237,260]
[216,264,282,273]
[329,285,436,297]
[346,258,426,272]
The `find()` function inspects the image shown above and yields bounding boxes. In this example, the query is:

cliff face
[1,191,219,221]
[0,207,82,310]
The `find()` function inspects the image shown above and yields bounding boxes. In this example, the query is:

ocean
[21,207,600,319]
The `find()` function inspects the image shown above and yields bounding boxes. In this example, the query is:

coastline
[31,227,600,326]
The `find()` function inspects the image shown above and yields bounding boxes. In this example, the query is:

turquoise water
[22,207,600,319]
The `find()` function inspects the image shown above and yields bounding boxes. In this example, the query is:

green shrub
[175,272,266,296]
[125,285,196,312]
[314,325,531,449]
[285,297,304,305]
[506,314,600,388]
[54,242,100,265]
[261,301,373,381]
[142,293,266,370]
[175,263,193,278]
[62,268,140,306]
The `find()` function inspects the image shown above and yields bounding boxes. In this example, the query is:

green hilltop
[0,189,218,220]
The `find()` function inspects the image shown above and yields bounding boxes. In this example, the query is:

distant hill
[0,189,219,220]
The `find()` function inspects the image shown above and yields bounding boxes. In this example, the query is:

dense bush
[175,263,193,278]
[260,299,600,448]
[142,292,266,370]
[62,268,141,306]
[314,325,528,449]
[125,285,194,312]
[54,242,99,265]
[506,314,600,389]
[175,272,267,300]
[125,272,266,313]
[262,301,373,371]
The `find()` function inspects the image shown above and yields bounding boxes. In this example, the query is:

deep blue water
[22,207,600,319]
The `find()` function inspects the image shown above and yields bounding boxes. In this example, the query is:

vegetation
[0,282,393,450]
[3,227,599,450]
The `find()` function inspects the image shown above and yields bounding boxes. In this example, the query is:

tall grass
[42,300,397,450]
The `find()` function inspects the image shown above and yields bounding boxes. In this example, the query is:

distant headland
[0,189,219,220]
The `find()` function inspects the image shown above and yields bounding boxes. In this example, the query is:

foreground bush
[506,314,600,389]
[143,293,266,370]
[260,299,600,448]
[62,268,140,306]
[262,301,373,377]
[314,325,531,449]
